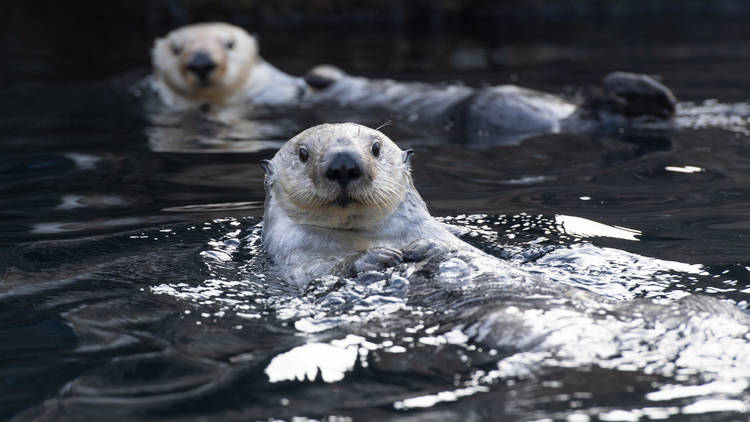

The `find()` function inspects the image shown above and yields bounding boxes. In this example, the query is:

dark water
[3,15,750,422]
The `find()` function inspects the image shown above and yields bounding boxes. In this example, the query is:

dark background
[4,0,750,101]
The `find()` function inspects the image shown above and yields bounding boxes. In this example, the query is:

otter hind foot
[596,71,677,119]
[402,239,451,262]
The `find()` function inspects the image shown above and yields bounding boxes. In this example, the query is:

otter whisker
[375,120,393,131]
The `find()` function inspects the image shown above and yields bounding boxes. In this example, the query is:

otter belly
[305,75,580,145]
[455,85,577,145]
[303,69,676,145]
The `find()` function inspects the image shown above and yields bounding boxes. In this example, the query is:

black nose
[325,152,362,187]
[186,52,217,81]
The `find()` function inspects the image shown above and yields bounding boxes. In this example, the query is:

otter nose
[186,52,217,81]
[325,152,362,187]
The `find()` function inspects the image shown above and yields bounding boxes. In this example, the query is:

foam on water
[677,100,750,134]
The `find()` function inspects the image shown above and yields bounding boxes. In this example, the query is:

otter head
[262,123,414,230]
[152,22,258,104]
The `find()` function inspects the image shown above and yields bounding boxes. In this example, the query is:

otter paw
[601,71,677,118]
[350,247,404,275]
[402,239,451,262]
[304,65,345,90]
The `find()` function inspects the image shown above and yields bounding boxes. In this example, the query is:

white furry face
[151,22,258,103]
[265,123,413,230]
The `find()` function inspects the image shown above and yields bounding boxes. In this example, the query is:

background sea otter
[149,22,677,145]
[150,22,304,109]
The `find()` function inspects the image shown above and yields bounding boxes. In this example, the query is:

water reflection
[555,215,642,241]
[664,165,704,174]
[144,109,293,153]
[265,335,365,383]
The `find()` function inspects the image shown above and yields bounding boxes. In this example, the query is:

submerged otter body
[147,23,676,146]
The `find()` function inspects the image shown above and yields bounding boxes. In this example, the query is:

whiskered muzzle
[334,192,354,207]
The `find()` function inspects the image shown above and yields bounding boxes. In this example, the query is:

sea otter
[145,22,306,152]
[148,23,676,145]
[260,123,467,285]
[260,124,750,364]
[258,121,750,358]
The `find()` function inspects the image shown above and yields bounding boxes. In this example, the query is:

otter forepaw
[402,239,451,262]
[349,247,404,275]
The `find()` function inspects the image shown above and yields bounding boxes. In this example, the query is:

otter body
[303,66,675,144]
[303,67,577,144]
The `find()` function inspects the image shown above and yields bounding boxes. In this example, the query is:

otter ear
[402,149,414,164]
[259,159,274,176]
[250,33,260,49]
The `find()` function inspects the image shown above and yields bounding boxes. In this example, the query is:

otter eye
[225,39,235,50]
[170,43,182,56]
[371,142,381,158]
[298,147,309,163]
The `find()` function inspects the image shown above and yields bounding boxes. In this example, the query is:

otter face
[264,123,414,230]
[152,22,258,103]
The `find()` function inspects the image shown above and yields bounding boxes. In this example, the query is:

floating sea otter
[262,123,749,340]
[150,22,304,109]
[149,23,677,146]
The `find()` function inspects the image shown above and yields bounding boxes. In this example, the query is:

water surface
[2,16,750,422]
